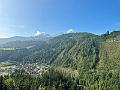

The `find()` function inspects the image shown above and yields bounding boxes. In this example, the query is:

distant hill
[0,34,51,48]
[0,33,51,44]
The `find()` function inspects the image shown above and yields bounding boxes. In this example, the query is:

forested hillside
[1,31,120,69]
[1,31,120,90]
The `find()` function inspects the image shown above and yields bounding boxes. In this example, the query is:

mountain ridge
[0,33,51,44]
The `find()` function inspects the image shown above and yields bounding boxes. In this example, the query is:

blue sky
[0,0,120,38]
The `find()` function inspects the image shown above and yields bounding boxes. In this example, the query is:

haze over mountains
[0,33,51,47]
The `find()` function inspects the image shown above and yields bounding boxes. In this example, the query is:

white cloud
[66,29,74,33]
[34,31,46,36]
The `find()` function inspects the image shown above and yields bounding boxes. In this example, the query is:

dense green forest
[1,31,120,90]
[0,68,120,90]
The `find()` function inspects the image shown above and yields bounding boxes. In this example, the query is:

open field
[0,61,16,76]
[0,65,16,70]
[0,48,16,51]
[0,61,16,71]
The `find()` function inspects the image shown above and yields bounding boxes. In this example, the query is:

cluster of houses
[0,61,50,76]
[17,63,49,76]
